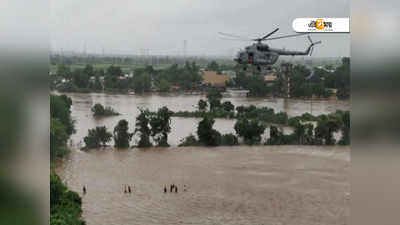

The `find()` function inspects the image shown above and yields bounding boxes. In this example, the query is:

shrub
[113,120,132,148]
[197,116,222,146]
[179,134,201,147]
[83,126,112,149]
[91,103,119,116]
[234,118,266,145]
[221,133,239,146]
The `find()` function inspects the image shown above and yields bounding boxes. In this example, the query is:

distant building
[221,70,236,79]
[202,71,229,87]
[263,72,277,82]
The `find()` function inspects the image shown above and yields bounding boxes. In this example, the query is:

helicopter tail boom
[272,35,321,56]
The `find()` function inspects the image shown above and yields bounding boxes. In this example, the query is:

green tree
[50,118,68,159]
[56,64,71,78]
[91,103,105,116]
[206,88,222,111]
[83,128,101,148]
[221,133,239,146]
[96,126,113,146]
[289,64,311,98]
[338,111,350,145]
[156,79,171,92]
[315,115,342,145]
[222,101,235,112]
[293,122,306,144]
[50,95,75,135]
[50,171,84,225]
[113,119,132,148]
[133,73,152,93]
[207,61,221,73]
[72,69,90,88]
[83,126,112,149]
[266,125,283,145]
[150,107,173,146]
[198,99,208,111]
[107,65,123,77]
[197,116,221,146]
[179,134,200,146]
[234,118,266,145]
[335,57,350,100]
[134,109,152,147]
[91,103,119,116]
[83,64,95,77]
[93,75,103,91]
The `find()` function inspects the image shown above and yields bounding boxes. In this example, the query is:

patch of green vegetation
[91,103,119,117]
[83,126,113,149]
[50,171,84,225]
[50,94,84,225]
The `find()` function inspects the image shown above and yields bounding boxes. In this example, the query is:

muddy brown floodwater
[57,93,350,225]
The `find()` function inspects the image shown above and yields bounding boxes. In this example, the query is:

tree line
[230,57,350,99]
[53,62,204,94]
[83,107,174,149]
[50,94,84,225]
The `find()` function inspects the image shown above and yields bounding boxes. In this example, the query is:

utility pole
[183,40,187,60]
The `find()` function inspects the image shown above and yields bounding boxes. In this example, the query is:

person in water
[124,185,127,194]
[175,185,178,193]
[83,185,86,194]
[164,185,167,193]
[128,185,131,193]
[170,184,174,192]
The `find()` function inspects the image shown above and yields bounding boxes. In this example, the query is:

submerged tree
[206,88,222,111]
[198,99,208,111]
[266,125,283,145]
[91,103,119,116]
[197,116,221,146]
[338,111,350,145]
[113,119,132,148]
[234,118,266,145]
[315,115,342,145]
[134,109,152,147]
[83,126,112,149]
[150,107,173,147]
[222,101,235,112]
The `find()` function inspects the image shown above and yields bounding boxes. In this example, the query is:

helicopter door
[248,52,254,63]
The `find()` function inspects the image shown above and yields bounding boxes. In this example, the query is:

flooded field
[57,93,350,225]
[57,146,349,225]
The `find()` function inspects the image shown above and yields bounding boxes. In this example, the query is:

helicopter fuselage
[221,28,321,69]
[235,43,280,66]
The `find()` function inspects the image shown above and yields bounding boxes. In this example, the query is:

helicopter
[219,28,321,71]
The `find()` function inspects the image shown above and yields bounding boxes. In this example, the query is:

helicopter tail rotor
[307,35,321,56]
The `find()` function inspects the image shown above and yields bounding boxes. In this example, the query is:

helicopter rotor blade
[219,37,252,42]
[307,35,312,43]
[264,33,309,41]
[310,47,314,56]
[218,32,252,40]
[259,28,280,40]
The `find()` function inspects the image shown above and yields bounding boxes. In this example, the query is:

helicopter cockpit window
[257,46,269,51]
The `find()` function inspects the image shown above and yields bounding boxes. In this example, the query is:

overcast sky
[50,0,349,57]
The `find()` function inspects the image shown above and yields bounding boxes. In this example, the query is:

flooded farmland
[57,93,350,225]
